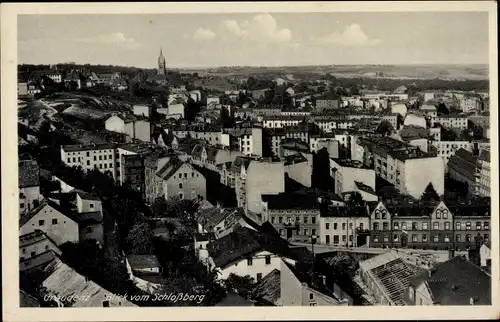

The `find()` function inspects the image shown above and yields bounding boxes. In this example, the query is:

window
[102,300,110,307]
[109,163,112,168]
[192,172,195,178]
[423,222,428,230]
[98,156,102,160]
[326,223,330,230]
[87,152,90,157]
[433,235,439,242]
[312,217,316,224]
[309,293,314,300]
[466,222,471,230]
[86,226,93,233]
[422,234,428,242]
[310,303,317,306]
[394,234,399,242]
[443,210,448,219]
[456,222,461,230]
[393,222,399,230]
[484,221,489,230]
[312,229,316,236]
[349,235,353,242]
[444,222,450,230]
[265,255,271,265]
[87,160,91,166]
[279,229,284,236]
[476,222,482,230]
[271,217,275,224]
[401,222,407,230]
[247,258,253,266]
[257,273,263,281]
[278,217,283,224]
[484,234,489,242]
[52,219,58,225]
[342,223,346,230]
[456,234,461,242]
[31,251,36,257]
[184,173,188,178]
[72,157,76,162]
[436,210,441,219]
[359,223,364,230]
[383,222,388,230]
[38,220,45,226]
[99,164,102,169]
[412,222,418,230]
[295,216,300,223]
[333,235,339,244]
[373,234,379,242]
[412,235,418,242]
[179,183,183,189]
[444,235,450,242]
[179,173,182,179]
[381,211,387,219]
[349,223,353,229]
[333,223,338,230]
[433,222,439,230]
[286,217,291,224]
[383,234,389,242]
[374,210,380,219]
[179,193,183,199]
[103,155,107,160]
[373,223,379,231]
[326,235,330,244]
[304,229,309,236]
[304,217,308,224]
[20,203,25,209]
[466,234,471,242]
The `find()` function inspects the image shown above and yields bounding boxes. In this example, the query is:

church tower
[157,47,166,75]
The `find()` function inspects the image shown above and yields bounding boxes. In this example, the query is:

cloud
[77,32,143,49]
[221,13,291,43]
[317,24,380,47]
[192,28,216,41]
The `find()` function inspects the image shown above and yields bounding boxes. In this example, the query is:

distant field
[178,64,489,81]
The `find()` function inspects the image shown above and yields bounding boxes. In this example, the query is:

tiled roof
[207,227,299,268]
[127,254,161,270]
[251,269,281,305]
[447,149,477,181]
[196,207,245,231]
[19,160,40,188]
[229,156,253,173]
[19,199,76,228]
[283,153,308,166]
[354,181,376,195]
[155,158,185,181]
[19,230,58,249]
[20,290,40,307]
[409,256,491,305]
[322,206,369,218]
[478,148,490,163]
[75,189,101,201]
[42,258,137,307]
[20,250,58,273]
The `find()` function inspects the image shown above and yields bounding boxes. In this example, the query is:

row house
[190,144,243,171]
[261,192,321,243]
[369,201,490,251]
[431,115,468,130]
[223,127,263,157]
[262,115,305,129]
[429,140,473,169]
[311,116,355,133]
[318,206,370,247]
[264,128,286,157]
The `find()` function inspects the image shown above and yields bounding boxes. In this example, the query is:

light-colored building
[191,144,243,171]
[46,72,62,83]
[318,207,370,246]
[423,92,435,102]
[19,230,62,262]
[391,103,408,118]
[357,137,445,198]
[420,104,438,118]
[154,158,206,201]
[431,116,468,130]
[316,99,340,111]
[330,158,375,195]
[19,200,80,246]
[224,127,263,157]
[403,113,427,129]
[459,97,480,113]
[283,153,313,187]
[429,140,473,169]
[262,115,304,129]
[133,105,152,118]
[480,242,491,268]
[168,103,185,118]
[245,160,285,215]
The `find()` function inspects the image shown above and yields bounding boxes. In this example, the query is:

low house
[479,241,491,269]
[251,269,281,306]
[406,256,491,305]
[19,230,62,262]
[126,254,167,294]
[42,257,137,307]
[205,227,308,282]
[19,200,80,246]
[279,260,350,306]
[73,190,105,245]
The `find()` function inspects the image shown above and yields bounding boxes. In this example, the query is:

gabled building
[205,227,307,281]
[406,256,491,305]
[19,230,62,272]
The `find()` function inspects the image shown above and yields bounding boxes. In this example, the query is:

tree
[224,274,255,298]
[347,192,364,207]
[126,222,155,254]
[420,183,440,203]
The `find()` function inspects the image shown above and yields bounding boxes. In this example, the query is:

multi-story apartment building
[246,160,285,216]
[261,192,321,243]
[459,97,480,113]
[223,127,263,157]
[431,115,468,130]
[46,72,62,83]
[311,116,355,133]
[357,137,444,199]
[369,201,490,251]
[190,144,243,171]
[330,158,375,195]
[315,99,340,111]
[284,124,309,145]
[262,115,305,129]
[264,128,286,157]
[429,140,473,169]
[419,104,438,118]
[318,206,370,246]
[475,147,490,197]
[19,160,42,215]
[447,148,478,196]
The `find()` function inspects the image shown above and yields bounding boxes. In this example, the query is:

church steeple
[158,47,166,76]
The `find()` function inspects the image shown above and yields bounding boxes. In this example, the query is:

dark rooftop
[126,255,161,270]
[354,181,376,195]
[19,160,40,188]
[409,256,491,305]
[322,206,369,218]
[251,269,281,306]
[215,292,253,306]
[262,192,321,210]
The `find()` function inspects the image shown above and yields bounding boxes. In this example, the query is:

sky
[18,12,489,68]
